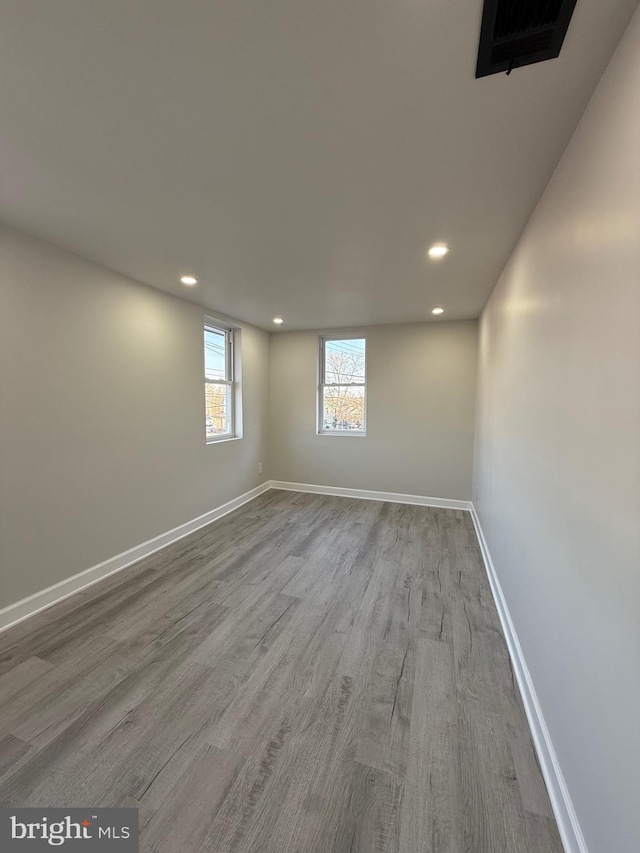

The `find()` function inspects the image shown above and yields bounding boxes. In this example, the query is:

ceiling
[0,1,637,330]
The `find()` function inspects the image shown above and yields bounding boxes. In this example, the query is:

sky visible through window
[204,327,226,381]
[324,338,366,383]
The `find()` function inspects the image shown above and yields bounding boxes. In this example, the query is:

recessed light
[427,243,449,260]
[273,317,284,325]
[180,275,198,286]
[432,307,445,315]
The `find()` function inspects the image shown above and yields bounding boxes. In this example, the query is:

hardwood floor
[0,489,563,852]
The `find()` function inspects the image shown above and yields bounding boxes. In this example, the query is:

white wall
[270,321,478,500]
[473,9,640,852]
[0,227,269,610]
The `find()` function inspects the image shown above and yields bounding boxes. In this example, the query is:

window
[318,336,367,435]
[204,322,235,441]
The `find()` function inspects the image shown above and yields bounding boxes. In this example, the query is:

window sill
[206,435,242,445]
[317,431,367,437]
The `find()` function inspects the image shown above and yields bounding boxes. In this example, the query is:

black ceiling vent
[476,0,578,78]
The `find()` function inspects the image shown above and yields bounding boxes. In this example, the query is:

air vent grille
[493,0,564,40]
[476,0,578,78]
[491,30,555,65]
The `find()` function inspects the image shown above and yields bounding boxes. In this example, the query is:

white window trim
[317,334,367,436]
[205,320,236,443]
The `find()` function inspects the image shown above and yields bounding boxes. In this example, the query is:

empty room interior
[0,2,639,852]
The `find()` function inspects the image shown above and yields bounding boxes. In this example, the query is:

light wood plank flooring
[0,490,563,852]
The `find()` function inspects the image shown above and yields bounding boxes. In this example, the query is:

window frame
[204,320,236,443]
[317,334,367,437]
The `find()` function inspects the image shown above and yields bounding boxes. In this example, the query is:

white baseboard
[470,506,588,853]
[270,480,472,511]
[0,482,273,635]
